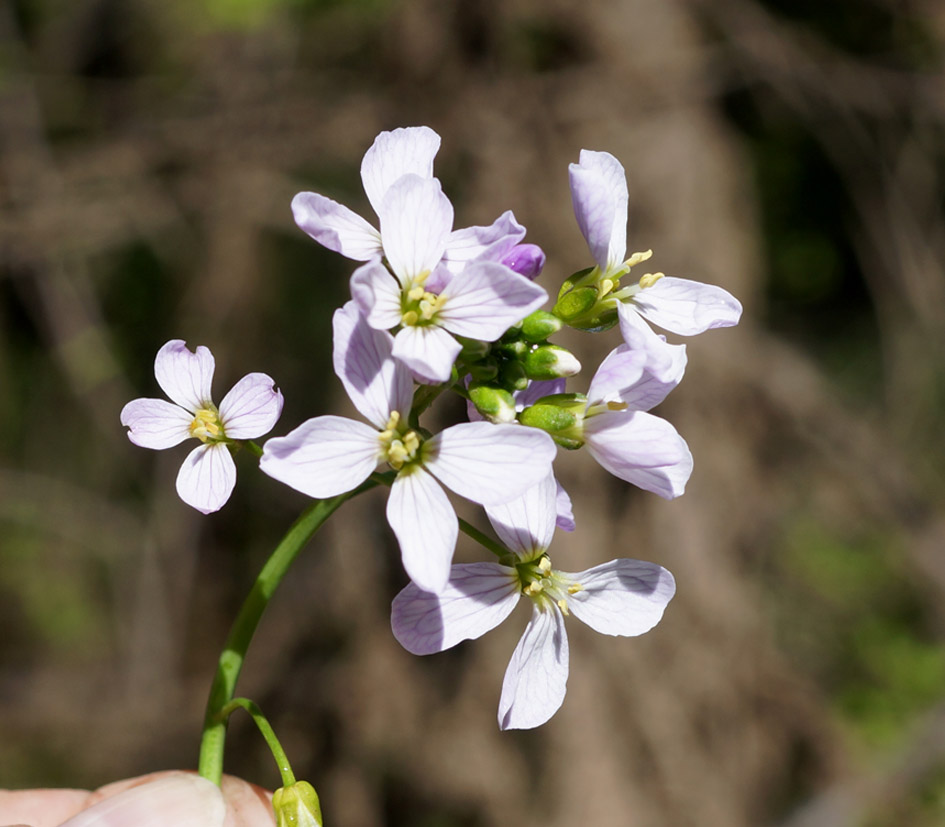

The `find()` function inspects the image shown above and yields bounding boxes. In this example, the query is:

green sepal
[467,359,499,382]
[518,392,587,448]
[521,310,563,343]
[455,336,491,361]
[553,286,598,322]
[273,781,322,827]
[498,360,528,391]
[523,344,581,380]
[468,383,517,423]
[556,266,596,301]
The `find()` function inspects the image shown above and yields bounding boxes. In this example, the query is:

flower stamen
[189,407,225,443]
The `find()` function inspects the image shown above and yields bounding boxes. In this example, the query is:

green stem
[197,478,378,784]
[458,517,508,559]
[217,698,296,787]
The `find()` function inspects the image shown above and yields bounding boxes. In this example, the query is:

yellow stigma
[402,310,419,326]
[638,271,665,289]
[189,407,223,442]
[625,249,654,268]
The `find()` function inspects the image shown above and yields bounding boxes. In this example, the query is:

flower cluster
[121,127,741,729]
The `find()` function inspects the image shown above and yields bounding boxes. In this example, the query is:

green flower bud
[498,360,528,392]
[273,781,322,827]
[553,286,598,323]
[520,310,563,343]
[496,339,528,359]
[468,383,517,424]
[467,358,499,382]
[523,345,581,380]
[518,393,588,449]
[455,336,491,361]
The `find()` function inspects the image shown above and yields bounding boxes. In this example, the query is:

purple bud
[501,244,545,280]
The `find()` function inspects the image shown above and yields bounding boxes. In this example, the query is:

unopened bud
[523,345,581,380]
[521,310,563,343]
[467,359,499,382]
[273,781,322,827]
[501,243,546,280]
[455,336,491,361]
[468,383,517,424]
[498,360,528,391]
[519,393,587,449]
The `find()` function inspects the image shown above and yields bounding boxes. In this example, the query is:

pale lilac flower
[260,302,556,593]
[391,473,675,729]
[569,149,742,344]
[501,243,546,280]
[120,340,283,514]
[350,174,548,384]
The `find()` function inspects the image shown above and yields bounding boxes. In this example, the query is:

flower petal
[514,378,567,410]
[391,324,462,385]
[350,259,405,332]
[291,192,383,261]
[218,373,283,439]
[360,126,441,215]
[260,416,379,498]
[584,410,693,499]
[569,150,628,273]
[424,421,556,507]
[501,243,545,280]
[498,604,569,730]
[333,301,413,429]
[586,344,648,404]
[154,340,215,412]
[485,472,558,557]
[176,443,236,514]
[378,175,453,285]
[616,302,688,390]
[631,276,743,335]
[555,479,576,532]
[442,210,526,273]
[387,468,457,593]
[120,398,193,449]
[567,559,675,636]
[391,562,520,654]
[436,261,548,341]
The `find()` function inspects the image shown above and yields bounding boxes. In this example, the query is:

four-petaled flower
[391,473,675,729]
[120,340,283,514]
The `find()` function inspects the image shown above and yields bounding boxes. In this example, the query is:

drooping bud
[520,310,563,343]
[273,780,322,827]
[519,393,587,449]
[501,243,546,280]
[468,383,518,424]
[523,345,581,380]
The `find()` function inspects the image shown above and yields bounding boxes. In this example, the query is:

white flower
[391,473,675,729]
[120,340,283,514]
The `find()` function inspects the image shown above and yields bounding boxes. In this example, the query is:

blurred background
[2,0,945,824]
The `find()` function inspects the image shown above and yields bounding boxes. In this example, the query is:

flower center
[516,554,584,615]
[189,406,225,443]
[377,411,423,471]
[400,273,445,327]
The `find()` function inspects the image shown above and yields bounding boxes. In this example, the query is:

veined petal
[424,422,556,507]
[218,373,283,439]
[584,410,693,499]
[515,379,567,410]
[587,345,648,404]
[387,467,457,594]
[333,301,412,429]
[361,126,441,215]
[120,398,193,449]
[291,192,383,261]
[154,340,215,412]
[632,276,743,335]
[176,443,236,514]
[391,324,461,385]
[555,479,576,532]
[391,562,520,654]
[442,210,526,272]
[567,559,675,636]
[379,175,453,285]
[616,302,688,389]
[436,261,548,341]
[260,416,379,498]
[569,150,628,273]
[58,773,225,827]
[350,260,405,331]
[485,472,558,557]
[498,604,569,730]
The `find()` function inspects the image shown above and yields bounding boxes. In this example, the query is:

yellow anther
[538,557,552,575]
[606,400,628,411]
[384,411,402,431]
[599,278,615,297]
[407,286,425,302]
[638,271,665,289]
[402,310,419,326]
[189,408,223,442]
[387,440,408,469]
[418,299,436,321]
[413,270,430,286]
[567,583,584,595]
[524,581,544,597]
[625,249,654,268]
[557,598,570,615]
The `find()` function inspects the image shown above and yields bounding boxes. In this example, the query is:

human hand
[0,770,275,827]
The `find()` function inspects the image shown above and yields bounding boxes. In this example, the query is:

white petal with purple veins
[176,443,237,514]
[587,345,648,404]
[391,562,520,654]
[379,175,453,286]
[437,262,547,341]
[555,479,576,532]
[120,398,193,449]
[442,210,526,272]
[387,467,457,593]
[584,410,693,499]
[567,559,675,636]
[218,373,283,439]
[291,192,383,261]
[154,340,215,412]
[498,605,569,730]
[391,324,462,385]
[616,302,688,388]
[333,301,412,428]
[569,150,628,273]
[632,276,743,336]
[350,260,405,332]
[361,126,441,215]
[260,416,380,499]
[485,472,557,557]
[425,422,555,506]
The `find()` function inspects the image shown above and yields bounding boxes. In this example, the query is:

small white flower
[391,474,675,729]
[120,340,283,514]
